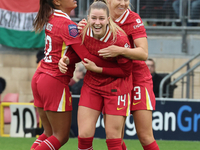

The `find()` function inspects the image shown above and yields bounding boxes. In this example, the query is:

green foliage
[0,137,200,150]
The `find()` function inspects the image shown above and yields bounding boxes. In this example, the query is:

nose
[95,19,100,24]
[120,0,125,6]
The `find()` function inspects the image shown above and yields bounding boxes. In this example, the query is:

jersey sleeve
[129,13,147,40]
[61,22,81,46]
[102,32,132,77]
[102,60,132,77]
[65,48,81,64]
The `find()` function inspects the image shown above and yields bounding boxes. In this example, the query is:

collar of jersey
[86,26,111,42]
[115,9,130,24]
[54,9,71,20]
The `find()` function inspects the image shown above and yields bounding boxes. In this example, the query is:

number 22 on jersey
[44,34,52,63]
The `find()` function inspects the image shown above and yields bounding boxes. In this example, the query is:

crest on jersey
[136,19,141,23]
[68,24,78,37]
[124,43,130,48]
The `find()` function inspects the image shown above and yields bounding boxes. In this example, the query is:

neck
[59,8,72,16]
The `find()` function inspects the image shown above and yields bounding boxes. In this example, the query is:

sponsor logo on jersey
[117,107,125,110]
[136,19,141,23]
[46,23,53,31]
[124,43,130,48]
[133,19,144,29]
[68,24,78,37]
[133,101,141,105]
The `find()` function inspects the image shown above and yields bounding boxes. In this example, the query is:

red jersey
[38,9,81,84]
[83,27,132,96]
[115,9,152,84]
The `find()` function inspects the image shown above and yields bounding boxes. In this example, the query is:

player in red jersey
[77,0,159,149]
[78,2,133,150]
[97,0,160,150]
[59,1,132,150]
[30,0,131,150]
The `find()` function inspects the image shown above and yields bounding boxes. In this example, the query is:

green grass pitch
[0,137,200,150]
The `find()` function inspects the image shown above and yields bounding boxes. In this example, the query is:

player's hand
[77,19,87,32]
[58,56,69,73]
[82,58,102,73]
[98,45,120,58]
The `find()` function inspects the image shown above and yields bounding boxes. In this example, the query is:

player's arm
[65,48,81,64]
[82,58,132,77]
[98,37,148,61]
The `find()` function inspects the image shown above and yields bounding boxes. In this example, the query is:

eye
[100,17,105,20]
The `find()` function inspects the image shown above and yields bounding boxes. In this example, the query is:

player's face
[107,0,129,20]
[54,0,77,15]
[146,60,155,74]
[88,8,109,40]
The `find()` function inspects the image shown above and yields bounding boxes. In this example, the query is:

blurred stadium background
[0,0,200,149]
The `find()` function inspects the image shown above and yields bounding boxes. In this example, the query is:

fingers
[99,52,110,57]
[58,56,68,73]
[83,58,90,63]
[58,63,68,73]
[78,19,87,32]
[59,66,68,74]
[65,56,70,65]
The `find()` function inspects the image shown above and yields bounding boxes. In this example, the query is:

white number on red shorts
[134,86,141,100]
[118,94,126,106]
[44,35,52,63]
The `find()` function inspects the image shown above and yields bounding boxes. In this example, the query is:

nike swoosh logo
[117,107,125,110]
[133,101,141,105]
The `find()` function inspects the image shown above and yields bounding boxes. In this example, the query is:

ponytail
[33,0,54,32]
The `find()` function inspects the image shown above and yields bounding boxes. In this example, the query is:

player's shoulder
[128,10,143,24]
[117,30,127,38]
[61,20,79,38]
[115,30,130,46]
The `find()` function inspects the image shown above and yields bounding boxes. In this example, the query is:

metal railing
[73,0,200,26]
[159,52,200,98]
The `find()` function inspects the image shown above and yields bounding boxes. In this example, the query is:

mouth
[93,25,102,32]
[118,7,125,11]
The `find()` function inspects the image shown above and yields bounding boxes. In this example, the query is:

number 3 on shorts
[134,86,141,100]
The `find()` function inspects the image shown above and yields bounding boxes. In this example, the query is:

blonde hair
[81,1,125,43]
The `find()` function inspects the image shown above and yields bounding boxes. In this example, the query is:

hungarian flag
[0,0,45,49]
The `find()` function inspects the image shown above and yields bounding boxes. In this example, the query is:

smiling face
[88,8,109,40]
[107,0,129,20]
[53,0,77,15]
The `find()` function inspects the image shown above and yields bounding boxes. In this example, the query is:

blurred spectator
[0,77,6,94]
[0,77,6,101]
[140,0,174,26]
[36,49,45,68]
[172,0,200,26]
[69,63,86,95]
[190,0,200,20]
[146,58,163,97]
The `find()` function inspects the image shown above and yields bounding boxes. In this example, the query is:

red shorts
[79,83,131,116]
[31,70,72,112]
[131,83,155,111]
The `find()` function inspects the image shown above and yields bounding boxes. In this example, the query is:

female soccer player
[78,2,133,150]
[99,0,160,150]
[60,1,133,150]
[78,0,160,150]
[31,0,131,150]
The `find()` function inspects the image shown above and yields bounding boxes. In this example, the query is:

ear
[107,16,110,24]
[53,0,61,6]
[87,15,90,22]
